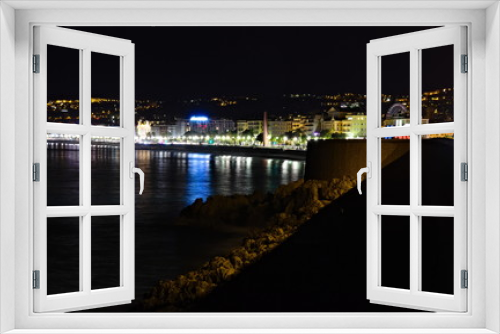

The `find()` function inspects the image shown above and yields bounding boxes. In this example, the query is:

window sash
[32,26,136,313]
[366,26,467,312]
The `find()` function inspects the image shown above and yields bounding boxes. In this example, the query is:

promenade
[135,143,307,161]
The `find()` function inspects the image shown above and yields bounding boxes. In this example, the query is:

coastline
[135,143,307,161]
[48,139,307,161]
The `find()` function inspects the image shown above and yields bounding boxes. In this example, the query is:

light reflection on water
[134,150,304,297]
[126,150,306,302]
[47,147,305,306]
[135,150,305,216]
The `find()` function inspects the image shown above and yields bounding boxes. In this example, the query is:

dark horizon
[47,26,452,101]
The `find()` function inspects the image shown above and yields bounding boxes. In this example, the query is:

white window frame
[366,26,468,312]
[33,26,136,313]
[0,1,498,333]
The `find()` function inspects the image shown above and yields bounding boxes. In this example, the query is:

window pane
[91,216,121,290]
[421,134,454,206]
[47,45,80,124]
[381,215,410,290]
[381,139,410,205]
[381,52,410,128]
[47,217,80,295]
[47,134,80,206]
[91,137,121,205]
[421,45,454,124]
[91,52,120,126]
[421,216,454,294]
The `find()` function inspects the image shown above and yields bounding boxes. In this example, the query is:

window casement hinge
[33,270,40,289]
[461,270,468,289]
[33,54,40,73]
[461,54,468,73]
[33,163,40,182]
[461,162,468,182]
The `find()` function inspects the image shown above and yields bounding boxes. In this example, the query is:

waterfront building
[150,124,167,137]
[150,120,179,138]
[332,120,344,133]
[237,119,263,135]
[291,116,306,132]
[247,120,263,134]
[136,120,152,139]
[347,114,367,138]
[328,114,367,138]
[237,120,248,133]
[208,119,236,134]
[320,118,336,133]
[268,119,293,137]
[303,114,323,136]
[187,116,210,134]
[173,118,189,137]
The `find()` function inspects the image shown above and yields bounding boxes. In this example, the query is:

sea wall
[136,144,306,161]
[304,139,410,180]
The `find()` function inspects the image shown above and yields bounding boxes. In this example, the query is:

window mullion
[81,48,92,294]
[82,48,91,209]
[409,48,420,295]
[78,49,84,208]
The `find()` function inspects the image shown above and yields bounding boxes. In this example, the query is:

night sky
[50,26,451,100]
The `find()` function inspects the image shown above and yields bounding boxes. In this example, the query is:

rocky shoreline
[142,176,356,311]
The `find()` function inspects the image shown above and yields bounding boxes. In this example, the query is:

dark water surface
[133,150,305,299]
[46,145,305,310]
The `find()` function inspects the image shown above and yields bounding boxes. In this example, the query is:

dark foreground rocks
[142,176,356,311]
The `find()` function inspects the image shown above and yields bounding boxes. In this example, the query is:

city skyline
[47,86,453,143]
[47,86,452,122]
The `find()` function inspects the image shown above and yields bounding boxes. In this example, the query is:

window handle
[130,162,145,195]
[357,162,371,195]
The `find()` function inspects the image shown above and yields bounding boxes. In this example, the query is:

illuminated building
[208,119,235,134]
[237,120,249,133]
[188,116,209,134]
[303,114,323,136]
[180,116,236,135]
[326,114,367,138]
[237,120,263,135]
[268,119,293,136]
[136,120,152,139]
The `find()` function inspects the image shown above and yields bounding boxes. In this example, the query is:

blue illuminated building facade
[187,116,235,135]
[188,116,210,134]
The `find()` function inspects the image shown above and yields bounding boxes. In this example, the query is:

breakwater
[136,144,306,161]
[142,176,356,311]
